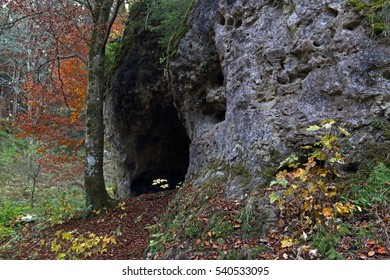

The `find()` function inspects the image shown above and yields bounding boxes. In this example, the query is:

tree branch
[103,0,124,48]
[0,10,47,30]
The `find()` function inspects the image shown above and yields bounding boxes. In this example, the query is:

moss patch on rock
[347,0,390,37]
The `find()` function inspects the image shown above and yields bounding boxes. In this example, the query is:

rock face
[106,2,190,198]
[169,0,390,198]
[107,0,389,199]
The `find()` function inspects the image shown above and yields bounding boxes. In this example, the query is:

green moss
[371,119,385,129]
[105,0,152,73]
[312,231,344,260]
[218,249,238,260]
[210,212,234,239]
[367,162,390,188]
[347,0,390,37]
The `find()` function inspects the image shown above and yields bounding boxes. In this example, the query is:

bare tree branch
[103,0,124,48]
[0,10,48,30]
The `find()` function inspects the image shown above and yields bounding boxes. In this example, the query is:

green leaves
[278,154,299,169]
[306,125,321,132]
[146,0,194,50]
[269,193,281,204]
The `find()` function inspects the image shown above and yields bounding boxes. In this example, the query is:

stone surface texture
[107,0,390,200]
[170,0,390,199]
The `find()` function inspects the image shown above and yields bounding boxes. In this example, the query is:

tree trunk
[84,0,116,210]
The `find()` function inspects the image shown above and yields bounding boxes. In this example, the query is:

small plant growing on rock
[152,178,170,189]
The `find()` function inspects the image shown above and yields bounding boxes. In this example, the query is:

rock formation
[107,0,390,201]
[170,0,390,198]
[106,3,190,198]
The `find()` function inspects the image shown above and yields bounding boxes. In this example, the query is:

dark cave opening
[129,106,190,196]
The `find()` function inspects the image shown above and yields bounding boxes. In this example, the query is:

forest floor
[0,188,389,260]
[0,190,177,260]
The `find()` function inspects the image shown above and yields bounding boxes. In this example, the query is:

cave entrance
[129,105,190,196]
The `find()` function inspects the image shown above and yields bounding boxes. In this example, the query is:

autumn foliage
[0,0,92,188]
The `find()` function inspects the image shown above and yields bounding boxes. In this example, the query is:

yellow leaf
[57,253,66,260]
[322,208,334,218]
[301,145,313,150]
[306,125,321,132]
[325,185,337,197]
[303,198,313,211]
[61,231,73,241]
[335,202,353,216]
[109,236,117,244]
[338,127,350,136]
[321,119,335,129]
[281,238,295,248]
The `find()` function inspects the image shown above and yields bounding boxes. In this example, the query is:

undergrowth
[267,119,389,259]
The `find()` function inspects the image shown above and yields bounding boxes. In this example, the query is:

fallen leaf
[368,251,375,257]
[233,221,241,228]
[378,247,387,254]
[325,185,337,197]
[322,207,334,218]
[335,202,353,216]
[280,238,295,248]
[357,253,366,259]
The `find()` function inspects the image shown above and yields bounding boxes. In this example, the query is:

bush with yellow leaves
[269,119,355,238]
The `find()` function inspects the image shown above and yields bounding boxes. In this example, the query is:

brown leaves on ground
[0,190,176,260]
[1,188,389,260]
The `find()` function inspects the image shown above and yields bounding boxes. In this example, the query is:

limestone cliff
[170,0,390,199]
[107,0,389,201]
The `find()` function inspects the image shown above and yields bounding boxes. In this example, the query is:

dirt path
[0,190,176,260]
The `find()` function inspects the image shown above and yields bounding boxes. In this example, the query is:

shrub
[268,119,355,248]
